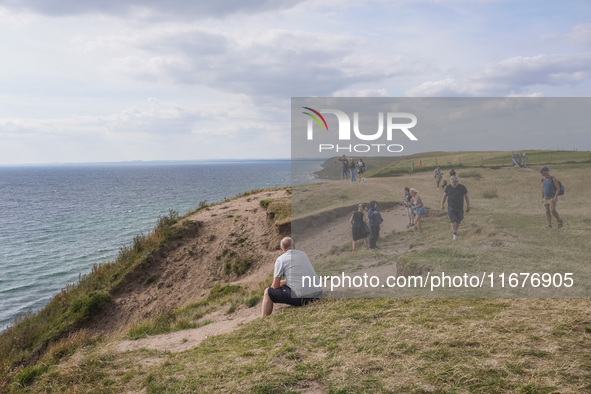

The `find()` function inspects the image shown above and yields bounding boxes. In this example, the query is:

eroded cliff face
[87,189,290,334]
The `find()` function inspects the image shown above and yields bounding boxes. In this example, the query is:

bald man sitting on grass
[261,237,322,317]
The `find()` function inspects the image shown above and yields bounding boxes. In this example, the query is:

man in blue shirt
[540,166,563,228]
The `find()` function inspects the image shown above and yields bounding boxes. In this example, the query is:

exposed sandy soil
[297,203,411,259]
[88,189,289,335]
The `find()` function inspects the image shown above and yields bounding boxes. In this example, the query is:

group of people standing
[338,155,366,182]
[350,169,471,253]
[350,200,383,251]
[405,168,470,241]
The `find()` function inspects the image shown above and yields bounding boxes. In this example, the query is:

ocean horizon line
[0,158,294,168]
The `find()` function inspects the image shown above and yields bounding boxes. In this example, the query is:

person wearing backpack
[540,166,564,228]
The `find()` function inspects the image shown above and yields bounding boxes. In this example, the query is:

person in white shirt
[261,237,322,317]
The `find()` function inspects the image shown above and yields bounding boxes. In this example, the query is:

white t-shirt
[274,249,322,298]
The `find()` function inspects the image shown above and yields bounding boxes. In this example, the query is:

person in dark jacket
[367,200,383,250]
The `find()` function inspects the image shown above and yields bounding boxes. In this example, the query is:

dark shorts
[267,286,319,307]
[448,206,464,224]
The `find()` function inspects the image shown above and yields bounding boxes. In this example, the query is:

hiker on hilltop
[357,159,366,182]
[261,237,322,317]
[349,157,357,182]
[540,166,563,228]
[338,155,349,181]
[441,175,470,241]
[368,200,383,250]
[350,204,369,252]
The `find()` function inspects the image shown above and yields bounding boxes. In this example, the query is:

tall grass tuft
[482,188,499,199]
[459,171,482,179]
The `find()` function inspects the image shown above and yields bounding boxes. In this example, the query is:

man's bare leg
[262,288,274,317]
[545,210,552,226]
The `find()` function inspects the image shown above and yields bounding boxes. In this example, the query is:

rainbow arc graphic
[302,107,329,131]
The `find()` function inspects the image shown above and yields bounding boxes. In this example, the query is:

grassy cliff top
[314,149,591,179]
[2,153,591,392]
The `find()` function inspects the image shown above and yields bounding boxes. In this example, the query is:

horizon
[2,148,589,167]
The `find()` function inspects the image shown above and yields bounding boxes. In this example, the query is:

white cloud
[562,23,591,47]
[87,27,410,97]
[406,54,591,96]
[0,98,238,137]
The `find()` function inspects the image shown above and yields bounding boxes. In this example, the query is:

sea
[0,159,325,330]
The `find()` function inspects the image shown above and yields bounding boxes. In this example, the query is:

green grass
[459,170,482,178]
[265,197,291,226]
[21,298,591,393]
[482,188,499,198]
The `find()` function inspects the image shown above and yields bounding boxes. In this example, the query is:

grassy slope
[4,157,591,392]
[314,150,591,179]
[18,299,591,392]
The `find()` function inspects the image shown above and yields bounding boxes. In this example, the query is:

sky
[0,0,590,164]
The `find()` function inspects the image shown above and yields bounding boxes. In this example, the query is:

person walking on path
[367,200,383,250]
[441,175,470,241]
[540,166,563,228]
[409,188,425,233]
[350,204,369,252]
[403,187,415,228]
[434,166,442,188]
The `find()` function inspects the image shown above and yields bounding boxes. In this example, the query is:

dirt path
[117,307,250,353]
[298,205,412,259]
